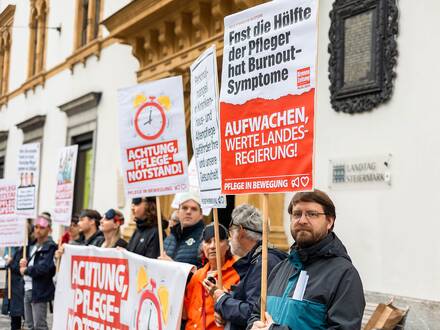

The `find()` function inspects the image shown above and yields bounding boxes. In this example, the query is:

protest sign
[190,45,226,209]
[171,158,212,216]
[0,179,24,247]
[53,245,193,330]
[16,143,40,218]
[118,76,189,198]
[53,145,78,226]
[220,0,318,194]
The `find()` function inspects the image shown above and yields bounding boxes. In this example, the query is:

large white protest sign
[53,245,193,330]
[118,76,189,198]
[53,145,78,226]
[0,179,24,247]
[16,143,40,218]
[190,45,226,209]
[171,158,212,216]
[220,0,318,194]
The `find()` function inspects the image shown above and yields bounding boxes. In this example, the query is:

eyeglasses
[228,221,262,234]
[291,210,327,221]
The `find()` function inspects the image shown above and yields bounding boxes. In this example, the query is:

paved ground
[0,302,54,329]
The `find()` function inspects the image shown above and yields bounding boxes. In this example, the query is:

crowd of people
[1,189,366,330]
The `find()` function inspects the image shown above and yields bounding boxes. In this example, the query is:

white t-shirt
[24,244,39,292]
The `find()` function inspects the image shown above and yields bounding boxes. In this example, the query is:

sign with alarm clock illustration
[52,245,193,330]
[117,76,189,199]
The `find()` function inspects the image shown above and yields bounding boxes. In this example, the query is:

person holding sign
[75,209,104,246]
[211,204,286,330]
[126,197,165,258]
[18,215,57,330]
[97,209,128,248]
[1,247,25,330]
[184,223,239,330]
[247,190,365,330]
[161,192,205,266]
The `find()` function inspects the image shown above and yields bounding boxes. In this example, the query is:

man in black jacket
[126,197,164,258]
[160,192,205,266]
[18,215,57,330]
[75,209,103,246]
[248,190,365,330]
[206,204,286,329]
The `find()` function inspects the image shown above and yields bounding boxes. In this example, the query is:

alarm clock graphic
[136,279,163,330]
[134,96,167,140]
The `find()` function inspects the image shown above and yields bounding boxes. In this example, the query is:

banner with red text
[220,0,318,194]
[118,76,189,198]
[53,145,78,226]
[16,143,40,218]
[0,179,24,247]
[53,245,193,330]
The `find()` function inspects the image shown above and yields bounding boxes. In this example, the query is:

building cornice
[58,92,102,117]
[16,115,46,134]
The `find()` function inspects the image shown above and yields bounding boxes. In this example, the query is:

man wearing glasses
[207,204,286,329]
[248,189,365,330]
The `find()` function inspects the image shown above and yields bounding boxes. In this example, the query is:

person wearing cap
[74,209,104,246]
[16,214,57,330]
[183,223,240,330]
[60,214,81,245]
[97,209,128,248]
[205,204,287,330]
[247,190,365,330]
[126,197,164,258]
[161,192,205,266]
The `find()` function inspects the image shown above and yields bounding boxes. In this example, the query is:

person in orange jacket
[184,223,240,330]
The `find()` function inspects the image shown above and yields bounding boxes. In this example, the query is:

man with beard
[206,204,286,329]
[126,197,164,258]
[248,190,365,330]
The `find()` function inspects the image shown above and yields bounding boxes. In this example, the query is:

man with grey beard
[207,204,286,330]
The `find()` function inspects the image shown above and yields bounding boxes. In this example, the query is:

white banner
[118,76,189,198]
[53,245,193,330]
[190,45,226,209]
[171,158,212,216]
[53,145,78,226]
[16,143,40,218]
[0,179,24,247]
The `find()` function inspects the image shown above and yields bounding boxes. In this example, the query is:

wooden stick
[260,193,269,321]
[23,221,28,259]
[213,208,223,289]
[56,225,64,273]
[7,247,11,300]
[156,196,164,255]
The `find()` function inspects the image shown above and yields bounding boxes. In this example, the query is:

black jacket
[74,230,104,246]
[126,219,164,258]
[164,220,205,266]
[1,248,24,317]
[215,241,287,330]
[20,238,57,303]
[247,232,365,330]
[95,236,128,249]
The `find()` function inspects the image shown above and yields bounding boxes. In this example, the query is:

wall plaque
[328,0,398,114]
[329,154,392,189]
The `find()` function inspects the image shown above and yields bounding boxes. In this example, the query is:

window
[75,0,102,49]
[28,0,48,77]
[58,92,101,214]
[0,156,4,179]
[72,132,94,213]
[0,130,8,178]
[0,5,15,96]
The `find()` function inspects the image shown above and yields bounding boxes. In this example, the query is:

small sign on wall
[329,154,392,189]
